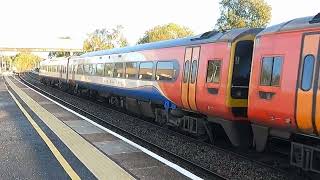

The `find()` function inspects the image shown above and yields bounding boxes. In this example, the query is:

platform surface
[0,76,94,179]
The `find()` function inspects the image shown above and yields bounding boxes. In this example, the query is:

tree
[13,53,41,72]
[215,0,271,31]
[137,23,194,44]
[83,25,128,52]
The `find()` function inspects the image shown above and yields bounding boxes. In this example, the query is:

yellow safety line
[5,81,80,180]
[5,76,135,180]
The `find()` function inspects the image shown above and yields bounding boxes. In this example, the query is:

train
[38,13,320,173]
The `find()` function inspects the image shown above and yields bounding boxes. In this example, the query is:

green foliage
[83,25,128,52]
[216,0,271,31]
[137,23,194,44]
[13,53,41,72]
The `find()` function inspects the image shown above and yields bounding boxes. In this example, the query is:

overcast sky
[0,0,318,49]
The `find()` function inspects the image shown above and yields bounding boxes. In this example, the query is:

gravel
[21,73,289,180]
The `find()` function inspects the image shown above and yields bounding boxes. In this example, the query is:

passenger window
[260,57,273,86]
[156,61,176,81]
[89,64,96,75]
[260,57,283,86]
[183,61,190,83]
[125,62,138,79]
[96,64,104,76]
[113,63,124,78]
[78,65,81,74]
[301,55,315,91]
[139,62,153,80]
[271,57,283,86]
[206,60,221,83]
[84,64,90,75]
[190,60,198,83]
[104,63,114,77]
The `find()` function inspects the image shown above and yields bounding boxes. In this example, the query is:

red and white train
[39,14,320,173]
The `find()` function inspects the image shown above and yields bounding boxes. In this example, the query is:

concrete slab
[82,133,120,142]
[94,140,141,155]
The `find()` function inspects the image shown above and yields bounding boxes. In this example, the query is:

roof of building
[258,13,320,37]
[81,28,263,58]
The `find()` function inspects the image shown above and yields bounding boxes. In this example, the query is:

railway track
[20,72,297,180]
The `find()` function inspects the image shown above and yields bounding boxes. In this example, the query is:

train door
[296,32,320,134]
[228,40,254,112]
[181,46,200,111]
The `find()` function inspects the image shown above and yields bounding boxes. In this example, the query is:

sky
[0,0,319,50]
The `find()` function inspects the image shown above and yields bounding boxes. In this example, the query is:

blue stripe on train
[75,80,173,106]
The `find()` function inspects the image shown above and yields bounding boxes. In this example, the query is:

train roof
[258,13,320,37]
[40,57,68,65]
[81,28,262,58]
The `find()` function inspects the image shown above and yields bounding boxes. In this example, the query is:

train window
[125,62,138,79]
[84,64,90,75]
[69,65,73,73]
[77,65,82,74]
[139,62,153,80]
[190,60,198,83]
[156,61,175,81]
[260,57,273,86]
[206,60,221,83]
[104,63,114,77]
[96,64,104,76]
[183,61,190,83]
[260,57,283,86]
[89,64,97,75]
[271,57,283,86]
[301,55,315,91]
[113,63,124,78]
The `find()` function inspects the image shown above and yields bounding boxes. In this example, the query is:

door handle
[208,88,219,95]
[259,91,275,100]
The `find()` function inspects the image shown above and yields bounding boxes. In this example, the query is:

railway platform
[0,75,199,180]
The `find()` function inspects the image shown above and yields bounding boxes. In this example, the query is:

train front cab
[248,14,320,172]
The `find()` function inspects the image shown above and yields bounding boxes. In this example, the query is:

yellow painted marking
[5,77,135,180]
[5,81,80,180]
